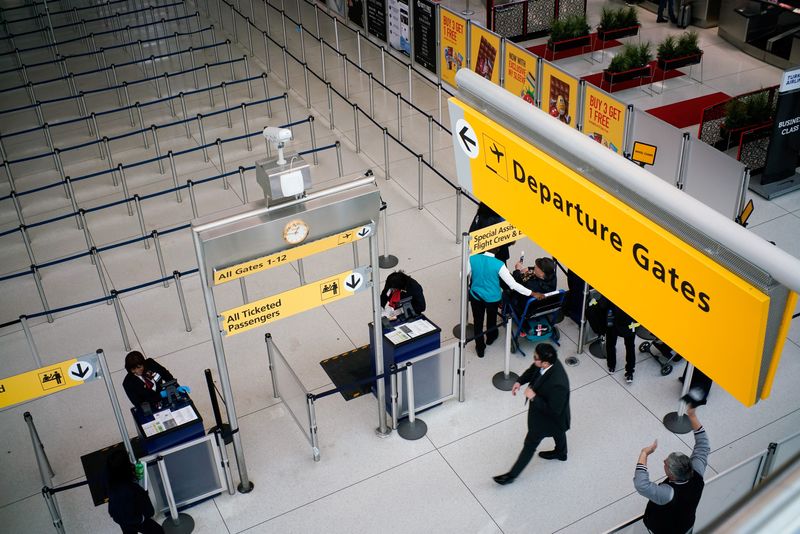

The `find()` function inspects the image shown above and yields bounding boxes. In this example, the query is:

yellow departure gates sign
[219,268,368,336]
[470,221,525,255]
[450,97,772,406]
[0,358,91,409]
[214,224,374,285]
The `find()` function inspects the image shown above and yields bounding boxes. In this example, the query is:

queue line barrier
[0,38,233,97]
[0,0,131,26]
[210,0,478,245]
[0,140,343,333]
[0,111,310,241]
[1,0,186,41]
[0,90,288,211]
[0,10,201,59]
[0,52,246,119]
[0,24,216,78]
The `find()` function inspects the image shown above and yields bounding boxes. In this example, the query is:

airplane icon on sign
[490,143,504,163]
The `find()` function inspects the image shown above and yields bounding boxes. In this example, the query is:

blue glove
[159,390,168,398]
[177,385,191,395]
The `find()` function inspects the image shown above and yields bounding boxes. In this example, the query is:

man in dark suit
[493,343,571,485]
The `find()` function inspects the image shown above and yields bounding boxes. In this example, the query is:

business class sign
[449,97,772,406]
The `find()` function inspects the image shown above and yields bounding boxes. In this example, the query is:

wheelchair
[502,289,567,357]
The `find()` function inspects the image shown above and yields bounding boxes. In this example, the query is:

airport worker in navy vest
[634,405,710,533]
[468,248,534,358]
[493,343,571,485]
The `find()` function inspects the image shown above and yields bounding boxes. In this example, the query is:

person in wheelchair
[508,257,558,335]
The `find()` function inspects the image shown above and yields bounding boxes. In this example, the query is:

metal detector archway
[191,172,388,492]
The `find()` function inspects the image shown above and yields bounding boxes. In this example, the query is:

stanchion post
[117,165,133,216]
[306,394,320,461]
[32,265,54,322]
[369,231,390,436]
[309,116,318,164]
[156,456,195,531]
[135,104,148,148]
[151,125,164,174]
[261,73,272,117]
[91,247,111,304]
[407,64,413,109]
[221,82,231,127]
[397,362,428,439]
[132,195,150,249]
[343,53,349,98]
[297,258,306,284]
[378,200,398,268]
[368,73,374,116]
[173,271,192,331]
[20,225,38,266]
[197,113,209,161]
[238,166,248,203]
[20,316,43,368]
[110,291,131,350]
[77,209,95,259]
[417,154,423,210]
[216,139,228,187]
[303,62,311,108]
[335,141,343,177]
[187,179,198,217]
[168,151,181,202]
[264,333,279,398]
[151,230,169,287]
[663,363,695,434]
[577,282,589,354]
[455,187,463,244]
[214,429,236,494]
[458,233,470,401]
[281,46,290,90]
[493,316,519,390]
[396,93,402,141]
[353,103,360,153]
[97,348,135,461]
[241,104,252,151]
[382,128,390,180]
[428,115,434,165]
[389,364,398,429]
[11,191,26,227]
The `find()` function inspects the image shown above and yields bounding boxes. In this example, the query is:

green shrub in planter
[657,35,678,61]
[548,14,590,45]
[676,31,700,57]
[724,92,775,132]
[619,6,639,28]
[599,5,639,31]
[607,53,630,73]
[635,42,652,67]
[606,42,651,73]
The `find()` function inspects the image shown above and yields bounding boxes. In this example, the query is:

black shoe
[538,450,568,461]
[493,473,516,485]
[670,16,678,23]
[656,17,668,22]
[625,373,634,384]
[486,335,498,346]
[477,348,485,358]
[608,366,615,373]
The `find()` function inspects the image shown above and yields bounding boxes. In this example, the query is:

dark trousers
[120,518,164,534]
[509,426,567,477]
[658,0,676,19]
[469,294,500,356]
[606,331,636,375]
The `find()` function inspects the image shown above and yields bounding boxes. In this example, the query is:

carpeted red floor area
[581,60,685,93]
[527,34,621,61]
[646,92,731,129]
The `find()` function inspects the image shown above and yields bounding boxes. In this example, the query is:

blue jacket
[469,253,504,302]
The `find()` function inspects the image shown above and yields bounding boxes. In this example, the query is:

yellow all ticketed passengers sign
[219,268,368,336]
[450,98,771,406]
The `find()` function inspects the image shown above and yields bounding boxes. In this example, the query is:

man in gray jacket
[634,406,710,533]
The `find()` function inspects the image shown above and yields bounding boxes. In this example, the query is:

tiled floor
[0,0,798,533]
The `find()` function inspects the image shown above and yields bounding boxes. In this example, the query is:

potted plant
[719,92,775,148]
[657,31,702,70]
[602,42,652,86]
[546,14,591,54]
[597,6,640,42]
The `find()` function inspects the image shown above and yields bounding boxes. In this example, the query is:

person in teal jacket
[469,248,533,357]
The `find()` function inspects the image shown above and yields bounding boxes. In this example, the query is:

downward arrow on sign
[345,274,360,289]
[71,363,90,379]
[358,227,370,237]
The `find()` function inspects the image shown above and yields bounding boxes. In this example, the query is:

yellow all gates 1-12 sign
[450,97,771,406]
[470,221,525,255]
[214,224,374,285]
[0,357,97,409]
[219,268,369,336]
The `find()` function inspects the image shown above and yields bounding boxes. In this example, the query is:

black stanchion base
[663,412,693,434]
[162,513,194,533]
[207,424,233,445]
[378,254,399,268]
[564,356,580,367]
[492,371,519,391]
[237,480,254,494]
[452,323,474,339]
[589,339,606,359]
[397,418,427,440]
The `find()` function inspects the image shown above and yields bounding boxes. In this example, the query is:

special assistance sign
[219,268,369,336]
[0,358,93,409]
[449,97,771,406]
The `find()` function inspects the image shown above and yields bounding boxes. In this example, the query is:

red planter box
[596,24,639,42]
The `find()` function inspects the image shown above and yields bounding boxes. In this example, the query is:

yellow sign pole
[214,224,374,285]
[0,358,94,409]
[469,221,525,255]
[219,268,369,336]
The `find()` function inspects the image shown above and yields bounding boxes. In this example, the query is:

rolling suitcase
[677,1,692,28]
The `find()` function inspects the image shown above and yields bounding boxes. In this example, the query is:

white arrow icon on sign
[455,119,479,159]
[357,226,372,238]
[68,361,93,381]
[344,272,364,292]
